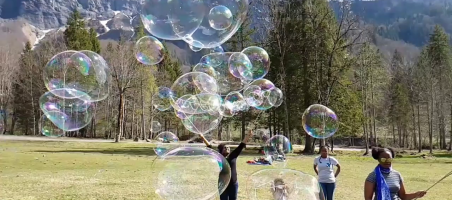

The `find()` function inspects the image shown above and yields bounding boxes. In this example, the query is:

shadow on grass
[35,147,158,157]
[34,146,268,157]
[399,152,452,159]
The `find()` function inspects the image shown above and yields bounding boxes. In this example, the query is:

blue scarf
[375,165,392,200]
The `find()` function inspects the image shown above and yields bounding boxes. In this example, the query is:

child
[271,178,290,200]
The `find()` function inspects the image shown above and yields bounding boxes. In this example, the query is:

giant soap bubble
[170,72,219,114]
[151,121,162,133]
[39,89,94,132]
[200,52,247,95]
[268,87,283,107]
[249,79,276,110]
[243,85,264,107]
[264,135,292,168]
[79,50,111,102]
[228,52,253,81]
[302,104,339,139]
[140,0,204,41]
[154,146,231,200]
[208,5,234,31]
[246,169,324,200]
[154,131,180,157]
[221,91,247,117]
[183,0,249,49]
[241,46,271,80]
[39,112,65,137]
[181,111,222,135]
[134,36,165,65]
[43,51,103,99]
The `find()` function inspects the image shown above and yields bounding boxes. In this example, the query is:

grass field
[0,140,451,200]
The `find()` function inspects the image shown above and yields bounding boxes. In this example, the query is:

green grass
[0,141,451,200]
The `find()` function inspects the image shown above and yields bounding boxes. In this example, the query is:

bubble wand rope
[151,110,204,167]
[424,170,452,192]
[413,169,452,199]
[250,110,265,130]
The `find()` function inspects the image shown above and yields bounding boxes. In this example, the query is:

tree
[426,25,451,150]
[64,10,92,50]
[0,40,19,134]
[104,37,141,142]
[90,28,101,53]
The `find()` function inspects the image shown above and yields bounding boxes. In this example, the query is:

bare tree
[103,39,140,142]
[0,39,20,134]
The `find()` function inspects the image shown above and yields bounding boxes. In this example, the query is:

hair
[371,147,395,160]
[319,146,328,152]
[274,178,285,185]
[218,143,226,153]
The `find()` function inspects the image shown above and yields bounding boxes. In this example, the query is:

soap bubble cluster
[39,50,110,136]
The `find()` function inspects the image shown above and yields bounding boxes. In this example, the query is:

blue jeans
[220,182,238,200]
[319,182,336,200]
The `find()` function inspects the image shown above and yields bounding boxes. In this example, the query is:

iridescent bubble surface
[135,36,165,65]
[263,135,292,168]
[39,112,65,137]
[192,63,217,78]
[154,147,231,200]
[140,0,204,41]
[228,52,253,81]
[241,46,270,80]
[249,79,276,110]
[245,169,324,200]
[200,52,246,95]
[153,93,172,112]
[181,111,222,135]
[43,51,98,99]
[221,91,247,117]
[150,121,162,133]
[79,50,111,102]
[154,131,180,157]
[268,87,283,107]
[183,0,249,48]
[208,5,234,30]
[302,104,339,139]
[39,89,94,132]
[170,72,218,114]
[243,85,264,107]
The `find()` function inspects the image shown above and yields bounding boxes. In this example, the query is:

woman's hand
[414,191,427,198]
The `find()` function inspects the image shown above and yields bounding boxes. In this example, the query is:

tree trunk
[115,93,125,142]
[411,104,417,149]
[428,98,433,154]
[392,124,396,145]
[141,79,146,140]
[132,100,136,140]
[449,101,452,151]
[418,104,422,153]
[301,0,313,154]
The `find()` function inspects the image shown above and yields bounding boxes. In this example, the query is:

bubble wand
[424,170,452,192]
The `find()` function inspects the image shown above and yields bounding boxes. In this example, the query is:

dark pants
[319,182,336,200]
[220,182,238,200]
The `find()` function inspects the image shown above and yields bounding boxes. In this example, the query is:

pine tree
[427,25,451,150]
[89,28,101,53]
[64,10,92,50]
[135,21,147,40]
[13,41,40,135]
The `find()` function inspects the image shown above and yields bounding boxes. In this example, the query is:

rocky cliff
[0,0,142,29]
